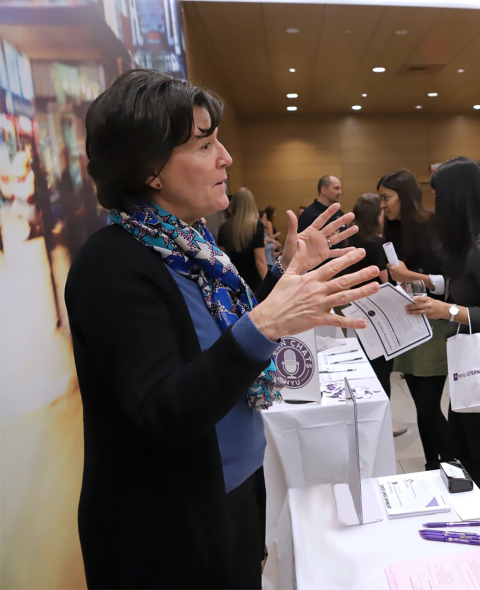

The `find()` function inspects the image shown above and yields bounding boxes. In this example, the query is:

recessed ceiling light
[372,67,386,73]
[415,105,423,109]
[345,30,352,34]
[396,29,408,35]
[428,92,438,97]
[289,68,296,73]
[474,105,480,110]
[286,93,298,99]
[287,106,297,111]
[351,105,362,111]
[362,93,368,97]
[286,28,299,34]
[457,69,465,73]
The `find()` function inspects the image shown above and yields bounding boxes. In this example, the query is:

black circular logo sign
[275,337,315,389]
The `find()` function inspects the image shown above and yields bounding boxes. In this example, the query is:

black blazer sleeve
[465,249,480,333]
[65,229,271,451]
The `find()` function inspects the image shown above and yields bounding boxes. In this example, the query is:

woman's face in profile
[152,106,233,225]
[379,185,401,221]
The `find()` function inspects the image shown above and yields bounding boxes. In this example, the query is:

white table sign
[274,329,320,402]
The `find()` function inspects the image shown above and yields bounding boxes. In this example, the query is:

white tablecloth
[262,379,396,548]
[263,471,480,590]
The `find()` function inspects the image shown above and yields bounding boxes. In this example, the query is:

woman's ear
[146,175,162,190]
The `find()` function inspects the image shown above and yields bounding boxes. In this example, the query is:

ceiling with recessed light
[183,2,480,114]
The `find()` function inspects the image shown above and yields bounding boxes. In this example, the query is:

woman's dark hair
[265,206,275,222]
[85,69,223,210]
[377,169,432,268]
[431,156,480,277]
[352,193,382,241]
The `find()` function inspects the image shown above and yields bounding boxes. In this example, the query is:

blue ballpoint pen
[420,535,480,546]
[423,521,480,528]
[419,529,480,539]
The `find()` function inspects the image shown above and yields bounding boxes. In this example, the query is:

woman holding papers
[65,69,382,589]
[378,169,455,471]
[405,157,480,486]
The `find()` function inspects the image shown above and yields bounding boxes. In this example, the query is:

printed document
[385,552,480,590]
[377,474,450,519]
[317,340,376,381]
[341,283,432,361]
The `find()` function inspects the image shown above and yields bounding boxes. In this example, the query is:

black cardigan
[65,225,278,589]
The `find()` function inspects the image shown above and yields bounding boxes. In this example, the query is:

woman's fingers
[324,265,380,295]
[328,247,357,258]
[319,312,368,331]
[308,203,342,231]
[328,224,358,246]
[285,210,298,236]
[314,249,367,282]
[323,281,380,310]
[284,238,307,275]
[320,212,355,236]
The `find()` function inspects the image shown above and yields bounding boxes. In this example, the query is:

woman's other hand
[387,260,413,283]
[405,297,449,320]
[249,244,380,340]
[280,204,358,272]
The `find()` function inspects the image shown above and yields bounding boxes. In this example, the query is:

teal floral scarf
[110,202,284,410]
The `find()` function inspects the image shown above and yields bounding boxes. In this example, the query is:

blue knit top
[167,267,280,492]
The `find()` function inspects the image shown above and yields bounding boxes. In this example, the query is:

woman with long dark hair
[377,169,454,470]
[406,157,480,485]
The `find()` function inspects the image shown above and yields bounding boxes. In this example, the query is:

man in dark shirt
[298,175,346,233]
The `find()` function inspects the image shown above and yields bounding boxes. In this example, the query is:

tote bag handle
[455,307,472,336]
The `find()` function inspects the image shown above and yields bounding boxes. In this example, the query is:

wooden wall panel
[239,113,480,239]
[183,4,244,192]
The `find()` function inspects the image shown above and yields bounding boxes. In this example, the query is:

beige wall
[239,113,480,239]
[183,6,244,193]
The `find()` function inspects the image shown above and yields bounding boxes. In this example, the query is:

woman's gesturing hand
[280,204,358,272]
[249,243,380,341]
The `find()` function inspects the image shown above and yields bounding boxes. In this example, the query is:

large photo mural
[0,2,187,587]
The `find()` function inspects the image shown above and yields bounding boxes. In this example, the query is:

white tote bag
[447,309,480,413]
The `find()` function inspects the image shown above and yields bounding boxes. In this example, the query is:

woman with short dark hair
[406,156,480,485]
[65,69,380,589]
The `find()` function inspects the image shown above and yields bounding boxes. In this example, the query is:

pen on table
[319,369,357,373]
[331,357,362,364]
[419,529,480,539]
[327,350,358,356]
[423,521,480,528]
[419,535,480,546]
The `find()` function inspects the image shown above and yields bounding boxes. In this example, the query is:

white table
[263,471,480,590]
[262,377,396,549]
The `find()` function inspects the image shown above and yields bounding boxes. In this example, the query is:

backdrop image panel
[0,2,187,588]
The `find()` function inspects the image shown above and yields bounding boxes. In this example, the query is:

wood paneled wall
[183,5,244,193]
[239,113,480,239]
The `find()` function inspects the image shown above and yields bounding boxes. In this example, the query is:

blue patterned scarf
[110,202,284,410]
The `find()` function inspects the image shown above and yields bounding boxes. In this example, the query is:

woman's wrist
[277,255,290,272]
[441,302,452,321]
[249,305,279,341]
